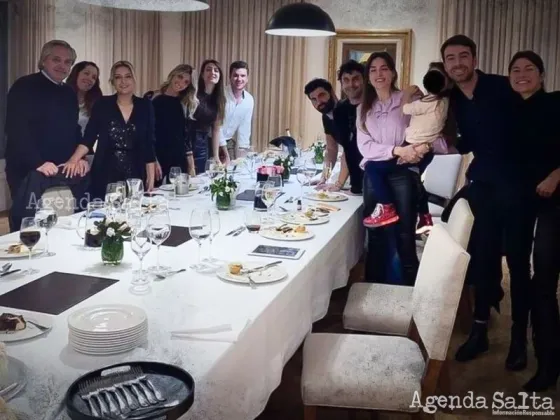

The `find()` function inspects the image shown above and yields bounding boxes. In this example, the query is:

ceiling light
[266,2,336,37]
[77,0,209,12]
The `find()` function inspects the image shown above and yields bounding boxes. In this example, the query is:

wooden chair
[301,224,470,419]
[343,199,474,336]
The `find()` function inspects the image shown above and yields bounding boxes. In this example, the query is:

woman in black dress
[66,61,156,199]
[151,64,198,179]
[508,51,560,392]
[189,59,228,174]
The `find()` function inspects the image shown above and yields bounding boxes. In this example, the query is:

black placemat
[237,189,255,201]
[290,168,322,175]
[0,272,118,315]
[162,226,193,247]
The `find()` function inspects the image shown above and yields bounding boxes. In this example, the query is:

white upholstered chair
[343,198,474,336]
[41,187,75,217]
[423,154,463,218]
[301,224,470,418]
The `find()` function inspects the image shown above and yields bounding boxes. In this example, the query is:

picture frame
[328,30,412,97]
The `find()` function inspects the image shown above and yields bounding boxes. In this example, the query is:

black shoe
[523,364,560,392]
[505,325,527,371]
[455,322,489,362]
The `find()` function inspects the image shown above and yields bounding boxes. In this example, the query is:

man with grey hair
[5,40,89,231]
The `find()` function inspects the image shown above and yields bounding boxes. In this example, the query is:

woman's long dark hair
[197,59,226,125]
[359,52,399,132]
[66,61,102,115]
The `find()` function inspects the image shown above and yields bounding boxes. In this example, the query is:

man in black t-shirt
[304,61,364,194]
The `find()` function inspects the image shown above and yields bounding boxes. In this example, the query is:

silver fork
[26,320,51,331]
[100,378,130,415]
[79,382,100,417]
[132,367,166,402]
[85,379,110,417]
[247,273,257,289]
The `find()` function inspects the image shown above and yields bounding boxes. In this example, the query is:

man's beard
[344,88,362,102]
[318,97,336,114]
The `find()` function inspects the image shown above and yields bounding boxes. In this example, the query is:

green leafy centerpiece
[273,155,295,181]
[210,170,239,210]
[94,218,131,265]
[310,142,326,164]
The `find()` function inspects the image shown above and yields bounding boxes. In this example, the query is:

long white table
[1,172,363,419]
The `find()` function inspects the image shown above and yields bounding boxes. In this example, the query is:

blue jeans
[192,130,209,175]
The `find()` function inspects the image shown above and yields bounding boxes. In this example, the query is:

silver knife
[226,226,243,236]
[0,269,20,277]
[242,261,282,274]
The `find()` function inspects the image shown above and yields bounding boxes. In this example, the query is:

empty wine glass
[303,159,317,195]
[126,178,143,200]
[146,211,171,274]
[296,167,307,200]
[35,198,57,257]
[168,167,182,200]
[20,217,41,275]
[105,182,125,217]
[203,209,220,264]
[262,182,281,221]
[130,216,152,285]
[189,209,212,272]
[322,161,333,186]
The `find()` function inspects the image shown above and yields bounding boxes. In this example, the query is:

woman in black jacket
[66,61,156,199]
[509,50,560,392]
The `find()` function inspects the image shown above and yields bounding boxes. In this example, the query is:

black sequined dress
[82,95,156,200]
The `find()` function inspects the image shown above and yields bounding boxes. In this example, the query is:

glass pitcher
[76,201,105,249]
[175,173,190,196]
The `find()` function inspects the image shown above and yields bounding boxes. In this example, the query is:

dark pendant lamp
[77,0,209,12]
[266,2,336,37]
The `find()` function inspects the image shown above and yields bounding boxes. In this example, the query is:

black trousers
[364,167,420,286]
[467,181,536,325]
[531,201,560,346]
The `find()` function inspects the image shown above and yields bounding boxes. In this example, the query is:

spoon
[155,268,186,280]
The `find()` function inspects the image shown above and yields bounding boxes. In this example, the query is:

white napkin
[54,216,78,230]
[169,317,251,343]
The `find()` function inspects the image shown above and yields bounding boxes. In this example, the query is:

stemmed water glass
[130,215,152,284]
[203,209,220,264]
[189,209,212,272]
[168,167,182,200]
[126,178,143,200]
[146,211,171,274]
[263,182,281,221]
[205,159,219,194]
[20,217,41,275]
[303,159,317,196]
[105,182,125,218]
[35,198,57,257]
[296,166,307,200]
[322,161,333,187]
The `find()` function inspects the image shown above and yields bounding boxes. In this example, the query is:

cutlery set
[0,263,19,277]
[226,226,245,236]
[78,367,175,419]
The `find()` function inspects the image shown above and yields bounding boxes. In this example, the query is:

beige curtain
[181,0,307,152]
[440,0,560,90]
[8,0,55,84]
[440,0,560,188]
[84,6,160,95]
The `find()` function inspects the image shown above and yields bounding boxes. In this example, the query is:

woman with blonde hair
[65,60,156,198]
[151,64,198,178]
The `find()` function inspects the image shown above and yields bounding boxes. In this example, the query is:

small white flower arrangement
[310,142,326,163]
[210,170,238,210]
[93,218,131,242]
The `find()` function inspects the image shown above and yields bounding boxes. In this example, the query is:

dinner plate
[0,356,27,401]
[67,304,147,333]
[0,243,45,259]
[280,212,330,225]
[68,323,147,341]
[216,262,288,285]
[304,191,348,202]
[259,228,315,241]
[0,312,53,342]
[160,184,198,192]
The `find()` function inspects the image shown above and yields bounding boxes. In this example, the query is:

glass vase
[101,237,124,265]
[314,151,324,164]
[216,193,232,210]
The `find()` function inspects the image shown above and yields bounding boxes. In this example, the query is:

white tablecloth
[1,172,364,420]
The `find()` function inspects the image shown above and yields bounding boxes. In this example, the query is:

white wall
[303,0,442,142]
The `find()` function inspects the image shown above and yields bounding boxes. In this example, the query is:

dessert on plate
[0,314,26,333]
[228,262,243,275]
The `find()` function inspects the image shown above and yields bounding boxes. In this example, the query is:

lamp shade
[265,2,335,37]
[77,0,209,11]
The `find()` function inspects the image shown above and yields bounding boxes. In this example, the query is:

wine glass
[263,182,281,221]
[203,209,220,264]
[303,159,317,195]
[146,211,171,274]
[189,209,212,272]
[244,208,262,233]
[126,178,143,200]
[205,159,218,195]
[20,217,41,275]
[105,182,125,217]
[254,181,269,212]
[322,161,333,186]
[35,198,57,257]
[296,166,307,200]
[168,167,182,200]
[130,216,152,284]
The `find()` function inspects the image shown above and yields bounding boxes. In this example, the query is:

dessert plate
[216,262,287,285]
[304,191,348,202]
[0,243,45,259]
[67,304,147,333]
[280,211,329,225]
[0,311,53,342]
[259,227,314,241]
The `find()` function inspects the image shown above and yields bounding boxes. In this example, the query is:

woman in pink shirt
[357,52,429,285]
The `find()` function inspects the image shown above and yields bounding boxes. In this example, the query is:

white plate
[0,356,26,401]
[160,184,198,192]
[68,321,147,338]
[70,338,146,355]
[0,313,53,342]
[280,212,329,225]
[259,228,314,241]
[67,304,147,334]
[304,192,348,202]
[0,243,45,259]
[70,332,147,349]
[216,262,288,285]
[69,325,147,343]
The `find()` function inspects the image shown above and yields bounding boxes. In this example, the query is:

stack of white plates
[67,304,148,356]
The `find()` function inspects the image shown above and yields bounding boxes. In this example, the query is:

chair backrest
[423,154,463,200]
[411,224,470,361]
[41,187,75,217]
[445,198,474,250]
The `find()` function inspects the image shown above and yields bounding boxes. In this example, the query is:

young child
[363,65,450,228]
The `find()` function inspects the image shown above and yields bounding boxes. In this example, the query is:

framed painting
[328,30,412,98]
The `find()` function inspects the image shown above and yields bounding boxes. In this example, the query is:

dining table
[0,167,364,420]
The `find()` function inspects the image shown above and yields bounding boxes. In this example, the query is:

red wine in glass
[20,230,41,248]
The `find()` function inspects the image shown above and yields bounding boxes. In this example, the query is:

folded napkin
[55,216,78,230]
[169,318,251,343]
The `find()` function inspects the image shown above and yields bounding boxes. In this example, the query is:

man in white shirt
[220,61,254,159]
